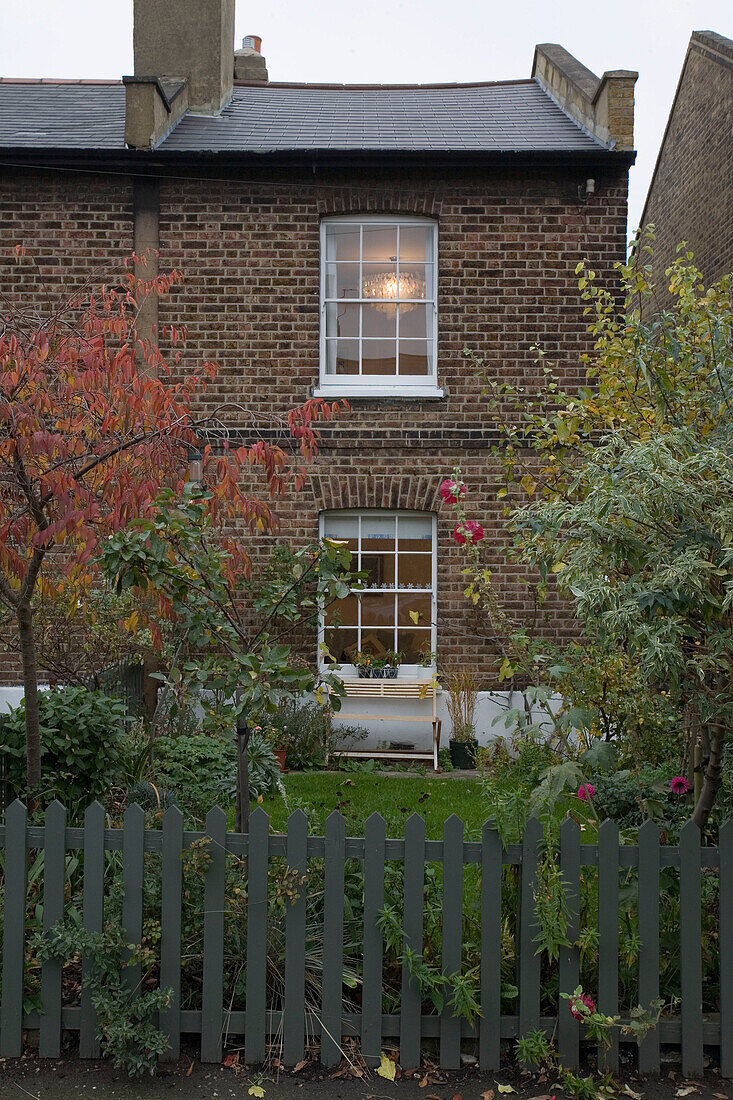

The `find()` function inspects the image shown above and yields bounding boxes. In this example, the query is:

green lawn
[256,770,488,839]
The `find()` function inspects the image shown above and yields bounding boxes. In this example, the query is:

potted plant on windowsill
[353,651,377,678]
[444,667,479,769]
[375,650,402,679]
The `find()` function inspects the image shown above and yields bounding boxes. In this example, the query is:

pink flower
[452,520,485,545]
[670,776,690,795]
[569,992,596,1021]
[440,478,466,504]
[577,783,595,801]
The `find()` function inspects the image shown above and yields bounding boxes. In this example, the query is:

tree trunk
[17,600,42,788]
[691,718,726,830]
[235,721,250,834]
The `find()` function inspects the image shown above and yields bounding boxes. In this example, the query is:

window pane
[325,338,359,375]
[325,627,358,663]
[398,340,432,377]
[397,628,432,663]
[398,304,430,339]
[362,304,396,339]
[323,515,358,539]
[399,225,432,262]
[361,552,396,588]
[398,515,432,540]
[324,592,358,627]
[362,262,398,302]
[360,629,396,657]
[362,516,396,540]
[397,264,429,300]
[325,262,360,300]
[397,553,431,588]
[362,225,397,262]
[362,340,397,375]
[326,224,360,261]
[361,592,396,627]
[326,303,359,340]
[397,593,431,627]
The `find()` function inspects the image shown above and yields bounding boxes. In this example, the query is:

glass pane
[325,338,359,375]
[361,592,396,627]
[398,515,432,540]
[325,262,360,300]
[399,225,432,262]
[397,593,432,627]
[362,515,396,540]
[398,340,431,377]
[398,304,430,339]
[361,551,396,588]
[397,264,429,300]
[362,225,397,262]
[362,340,397,375]
[325,627,358,663]
[397,553,431,588]
[359,629,396,657]
[362,262,398,302]
[397,628,432,663]
[326,302,359,340]
[324,592,358,627]
[326,223,360,262]
[323,515,358,538]
[362,304,396,339]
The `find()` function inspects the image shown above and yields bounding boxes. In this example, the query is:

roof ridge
[0,78,123,85]
[232,78,536,91]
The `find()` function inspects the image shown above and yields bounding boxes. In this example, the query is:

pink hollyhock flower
[452,520,485,545]
[569,992,596,1021]
[440,478,466,504]
[577,783,595,801]
[670,776,690,795]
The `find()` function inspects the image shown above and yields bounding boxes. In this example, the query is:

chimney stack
[235,34,268,82]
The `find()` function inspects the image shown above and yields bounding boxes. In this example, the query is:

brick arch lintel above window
[315,190,442,219]
[310,473,441,514]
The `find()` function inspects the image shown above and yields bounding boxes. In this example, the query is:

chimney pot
[243,35,262,53]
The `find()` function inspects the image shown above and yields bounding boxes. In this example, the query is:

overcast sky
[2,0,731,238]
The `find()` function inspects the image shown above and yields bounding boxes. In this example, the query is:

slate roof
[0,78,608,154]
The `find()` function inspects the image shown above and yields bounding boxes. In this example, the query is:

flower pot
[357,667,373,678]
[273,748,287,772]
[373,666,398,679]
[449,739,478,769]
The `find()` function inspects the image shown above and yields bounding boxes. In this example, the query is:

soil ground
[0,1051,729,1100]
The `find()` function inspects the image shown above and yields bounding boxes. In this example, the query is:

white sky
[2,0,731,238]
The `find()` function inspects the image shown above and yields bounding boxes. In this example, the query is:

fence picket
[122,803,145,996]
[400,813,426,1071]
[0,800,27,1058]
[518,817,542,1047]
[597,819,619,1072]
[440,814,464,1069]
[679,821,703,1077]
[362,812,386,1068]
[201,806,227,1063]
[479,821,502,1070]
[720,820,733,1079]
[39,801,66,1058]
[321,811,346,1067]
[283,810,308,1066]
[245,807,270,1065]
[159,806,183,1062]
[637,820,660,1074]
[80,801,105,1058]
[558,819,581,1069]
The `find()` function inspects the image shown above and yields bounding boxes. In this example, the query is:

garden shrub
[262,699,367,770]
[0,686,127,811]
[153,732,235,818]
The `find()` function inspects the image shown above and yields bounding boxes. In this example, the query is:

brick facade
[641,31,733,297]
[0,160,629,687]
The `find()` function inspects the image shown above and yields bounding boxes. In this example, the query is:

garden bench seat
[332,678,441,770]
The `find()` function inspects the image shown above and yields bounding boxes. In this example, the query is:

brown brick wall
[641,34,733,299]
[0,160,629,687]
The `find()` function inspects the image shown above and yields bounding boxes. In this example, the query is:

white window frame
[314,215,444,400]
[318,509,438,677]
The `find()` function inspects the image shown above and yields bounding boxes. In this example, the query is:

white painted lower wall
[0,686,46,714]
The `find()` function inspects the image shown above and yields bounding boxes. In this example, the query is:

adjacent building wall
[640,31,733,297]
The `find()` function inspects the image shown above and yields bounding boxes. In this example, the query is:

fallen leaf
[352,1068,364,1078]
[676,1090,698,1097]
[452,1094,462,1100]
[293,1061,308,1073]
[498,1087,517,1095]
[526,1095,553,1100]
[223,1054,239,1068]
[622,1087,643,1100]
[377,1053,396,1082]
[249,1088,265,1099]
[419,1076,429,1088]
[186,1062,194,1077]
[713,1093,728,1099]
[427,1095,442,1099]
[481,1091,495,1100]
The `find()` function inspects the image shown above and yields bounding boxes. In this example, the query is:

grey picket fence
[0,800,731,1076]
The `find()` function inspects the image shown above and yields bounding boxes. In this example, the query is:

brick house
[0,1,637,742]
[640,31,733,299]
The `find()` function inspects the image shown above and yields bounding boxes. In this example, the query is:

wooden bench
[331,678,441,770]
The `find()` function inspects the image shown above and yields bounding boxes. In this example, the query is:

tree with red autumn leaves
[0,248,342,789]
